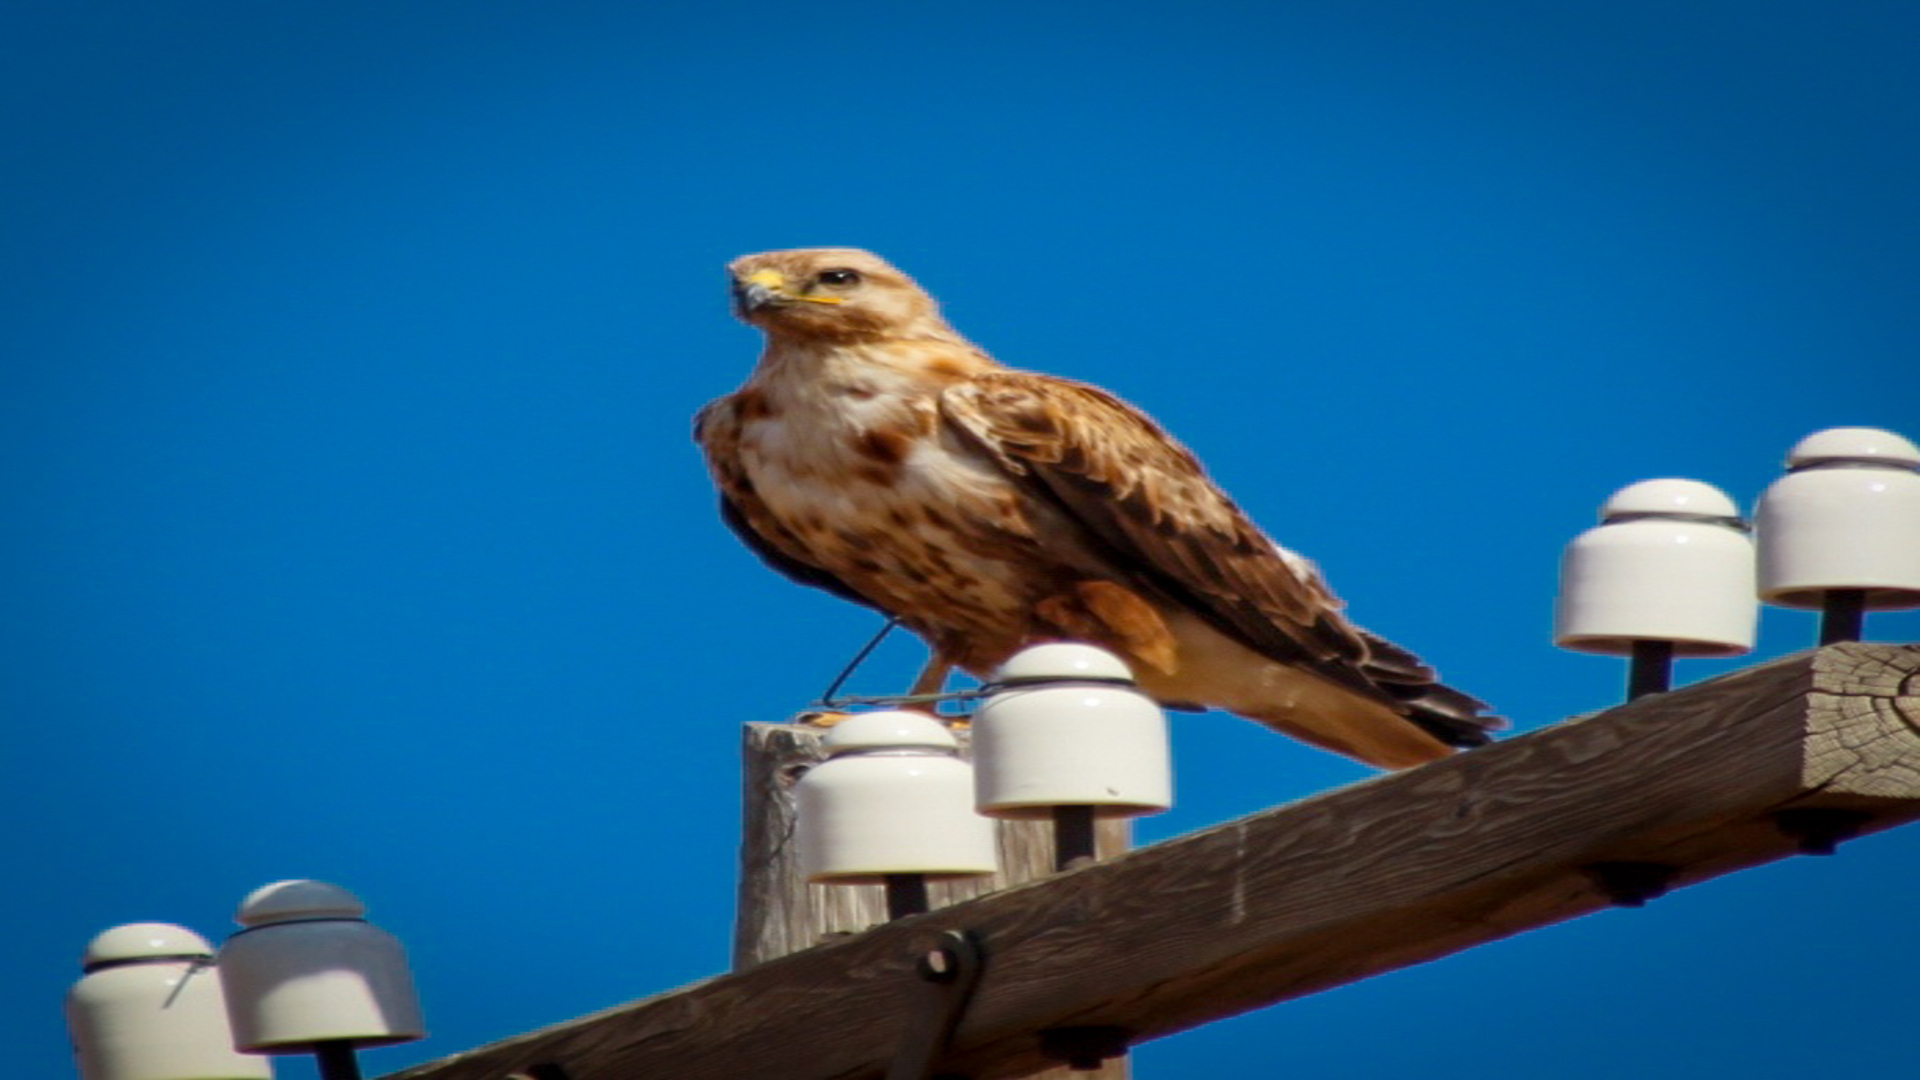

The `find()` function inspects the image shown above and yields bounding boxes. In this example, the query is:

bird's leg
[908,654,965,727]
[799,654,953,728]
[909,655,952,697]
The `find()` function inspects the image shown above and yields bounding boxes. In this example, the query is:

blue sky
[8,3,1920,1077]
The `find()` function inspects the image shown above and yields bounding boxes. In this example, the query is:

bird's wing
[694,397,880,611]
[938,371,1376,682]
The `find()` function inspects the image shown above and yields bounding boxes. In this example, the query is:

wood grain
[382,644,1920,1080]
[734,722,1131,1079]
[732,723,1131,970]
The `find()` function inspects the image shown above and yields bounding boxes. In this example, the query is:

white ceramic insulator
[1555,478,1757,656]
[973,643,1173,819]
[67,923,273,1080]
[795,711,999,883]
[1755,426,1920,609]
[216,881,425,1052]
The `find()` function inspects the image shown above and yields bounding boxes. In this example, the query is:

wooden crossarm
[383,643,1920,1080]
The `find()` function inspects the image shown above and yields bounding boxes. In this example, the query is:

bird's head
[727,248,952,341]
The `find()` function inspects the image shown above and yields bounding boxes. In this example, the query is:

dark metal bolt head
[1583,861,1678,907]
[1040,1025,1132,1071]
[1775,807,1872,855]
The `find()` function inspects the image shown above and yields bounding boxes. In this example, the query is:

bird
[695,247,1501,768]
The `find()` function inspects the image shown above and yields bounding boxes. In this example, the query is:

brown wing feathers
[940,372,1495,744]
[940,374,1364,665]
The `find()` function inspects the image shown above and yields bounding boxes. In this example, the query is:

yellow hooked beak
[738,268,844,306]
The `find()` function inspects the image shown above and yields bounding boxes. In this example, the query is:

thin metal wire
[814,688,991,710]
[815,617,901,706]
[812,617,990,713]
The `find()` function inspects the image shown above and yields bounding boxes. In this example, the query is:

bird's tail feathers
[1357,629,1504,749]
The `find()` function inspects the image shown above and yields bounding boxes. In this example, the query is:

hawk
[695,248,1500,768]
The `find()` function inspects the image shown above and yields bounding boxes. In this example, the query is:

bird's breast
[735,386,1052,643]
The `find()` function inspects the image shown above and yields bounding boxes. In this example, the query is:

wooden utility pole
[383,644,1920,1080]
[735,722,1131,1079]
[734,722,1132,967]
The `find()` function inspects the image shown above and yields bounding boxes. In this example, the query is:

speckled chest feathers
[704,336,1072,666]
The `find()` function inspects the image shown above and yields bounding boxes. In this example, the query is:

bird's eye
[815,268,862,287]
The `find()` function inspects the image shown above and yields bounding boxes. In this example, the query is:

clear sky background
[8,3,1920,1078]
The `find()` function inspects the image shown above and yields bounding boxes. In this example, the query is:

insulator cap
[1756,426,1920,610]
[66,923,272,1080]
[82,923,217,969]
[1596,477,1743,521]
[973,644,1173,819]
[795,711,998,883]
[1554,479,1757,656]
[820,710,961,752]
[216,881,425,1053]
[992,642,1136,685]
[1785,426,1920,469]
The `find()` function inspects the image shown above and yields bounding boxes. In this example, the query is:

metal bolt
[1775,808,1872,855]
[1040,1025,1132,1071]
[1582,861,1678,907]
[918,946,959,983]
